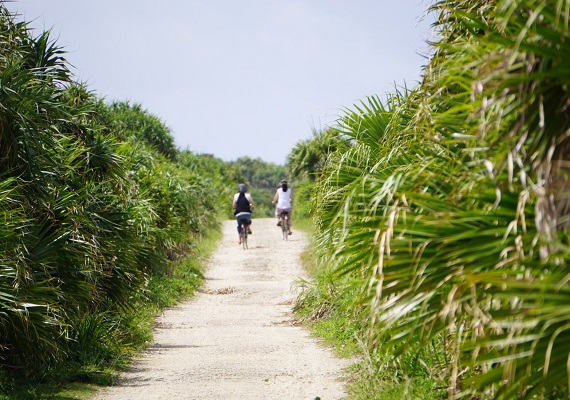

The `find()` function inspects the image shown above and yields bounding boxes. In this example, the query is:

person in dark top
[232,183,255,244]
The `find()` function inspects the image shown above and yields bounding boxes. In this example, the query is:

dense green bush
[293,1,570,398]
[0,6,226,395]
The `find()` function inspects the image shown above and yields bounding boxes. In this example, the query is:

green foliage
[101,101,178,161]
[293,237,446,399]
[68,312,124,367]
[229,156,285,188]
[178,151,235,211]
[289,178,315,221]
[295,0,570,398]
[0,8,143,371]
[349,372,444,400]
[287,127,350,181]
[294,275,361,357]
[0,5,227,397]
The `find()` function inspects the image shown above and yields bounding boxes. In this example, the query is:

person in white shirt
[271,180,293,235]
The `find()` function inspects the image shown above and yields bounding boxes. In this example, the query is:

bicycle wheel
[241,224,248,249]
[281,216,288,240]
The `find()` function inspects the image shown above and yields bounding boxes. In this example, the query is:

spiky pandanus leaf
[0,8,150,369]
[421,0,570,396]
[311,1,570,397]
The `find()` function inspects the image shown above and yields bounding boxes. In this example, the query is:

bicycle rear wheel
[281,216,288,240]
[241,224,248,249]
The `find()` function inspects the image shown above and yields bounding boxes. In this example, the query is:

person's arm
[272,190,278,204]
[232,194,237,209]
[248,193,255,208]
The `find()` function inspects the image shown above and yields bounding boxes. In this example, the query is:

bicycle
[279,211,290,240]
[239,221,249,249]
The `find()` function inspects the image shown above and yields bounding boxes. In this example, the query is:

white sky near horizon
[5,1,436,165]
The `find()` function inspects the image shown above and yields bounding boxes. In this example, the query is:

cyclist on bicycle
[272,179,293,235]
[232,183,255,244]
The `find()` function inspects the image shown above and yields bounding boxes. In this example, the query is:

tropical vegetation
[291,0,570,398]
[5,0,570,398]
[0,6,236,397]
[0,6,291,397]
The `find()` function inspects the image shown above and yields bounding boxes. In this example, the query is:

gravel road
[92,218,350,400]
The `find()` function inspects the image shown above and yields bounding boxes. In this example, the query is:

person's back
[232,183,254,243]
[272,180,293,235]
[275,186,292,209]
[234,192,251,215]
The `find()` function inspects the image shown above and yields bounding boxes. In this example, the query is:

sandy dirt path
[93,218,350,400]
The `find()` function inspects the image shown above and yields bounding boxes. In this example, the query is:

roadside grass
[293,217,446,399]
[290,214,314,237]
[0,228,222,400]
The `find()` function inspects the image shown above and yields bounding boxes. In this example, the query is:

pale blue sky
[6,1,435,165]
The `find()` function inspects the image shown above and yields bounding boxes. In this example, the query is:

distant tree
[101,101,178,161]
[229,157,285,188]
[178,151,237,216]
[286,127,349,181]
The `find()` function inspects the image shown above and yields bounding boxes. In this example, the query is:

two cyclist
[232,180,293,243]
[232,183,255,244]
[272,180,293,235]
